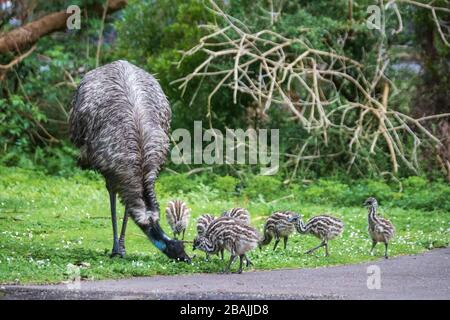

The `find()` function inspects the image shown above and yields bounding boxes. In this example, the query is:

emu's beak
[176,255,192,264]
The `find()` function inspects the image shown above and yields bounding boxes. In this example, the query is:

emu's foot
[234,269,243,274]
[385,255,389,259]
[110,252,126,258]
[110,247,126,258]
[110,251,121,258]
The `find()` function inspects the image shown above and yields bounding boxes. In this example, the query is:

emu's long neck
[295,219,308,234]
[203,238,217,254]
[141,220,172,253]
[141,183,172,254]
[368,205,378,224]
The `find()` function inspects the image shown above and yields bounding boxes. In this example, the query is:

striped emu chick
[194,217,260,273]
[259,211,296,250]
[193,215,228,261]
[288,214,344,256]
[221,207,250,225]
[196,214,216,236]
[194,214,222,260]
[165,200,190,240]
[364,197,395,259]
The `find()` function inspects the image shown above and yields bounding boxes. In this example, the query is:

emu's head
[192,236,211,253]
[145,218,191,263]
[164,239,191,263]
[192,236,201,251]
[175,222,185,234]
[364,197,378,208]
[196,226,206,237]
[287,212,302,223]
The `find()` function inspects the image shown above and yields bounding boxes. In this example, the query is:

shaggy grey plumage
[69,60,189,262]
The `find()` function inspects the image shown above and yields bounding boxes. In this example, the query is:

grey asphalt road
[1,248,449,300]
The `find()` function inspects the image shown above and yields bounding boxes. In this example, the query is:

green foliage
[296,177,450,211]
[156,174,198,197]
[153,171,450,211]
[236,175,281,202]
[0,95,46,159]
[0,94,78,174]
[212,175,239,196]
[302,180,350,204]
[397,178,450,211]
[31,144,79,176]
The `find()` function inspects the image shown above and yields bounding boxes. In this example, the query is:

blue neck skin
[145,221,170,253]
[151,238,167,251]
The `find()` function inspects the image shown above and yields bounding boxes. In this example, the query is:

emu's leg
[384,243,389,259]
[245,255,253,267]
[324,241,329,257]
[283,236,288,250]
[182,229,185,240]
[305,241,326,255]
[273,237,280,251]
[107,185,120,257]
[224,255,237,274]
[118,210,129,257]
[220,249,224,260]
[370,240,377,255]
[236,255,244,274]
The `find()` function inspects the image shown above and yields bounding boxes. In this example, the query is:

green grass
[0,166,449,284]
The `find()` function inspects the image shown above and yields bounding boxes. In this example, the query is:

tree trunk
[0,0,128,54]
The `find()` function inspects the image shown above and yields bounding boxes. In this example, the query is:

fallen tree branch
[0,0,127,54]
[174,0,450,176]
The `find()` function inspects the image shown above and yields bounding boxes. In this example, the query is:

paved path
[1,248,449,300]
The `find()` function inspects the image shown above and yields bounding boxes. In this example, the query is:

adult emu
[69,60,190,262]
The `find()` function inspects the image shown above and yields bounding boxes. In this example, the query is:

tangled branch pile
[175,0,450,177]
